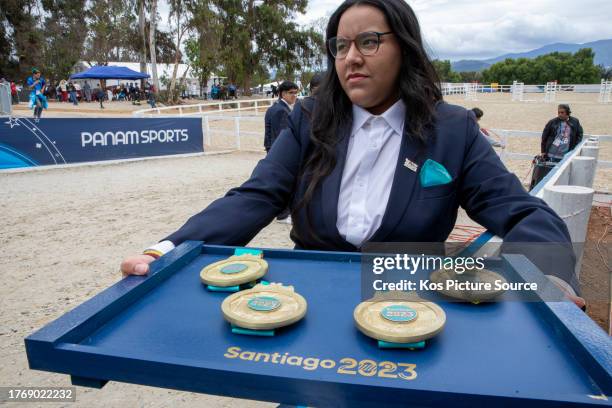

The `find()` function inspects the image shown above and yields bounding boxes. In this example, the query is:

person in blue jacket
[264,80,299,153]
[121,0,583,307]
[27,68,48,119]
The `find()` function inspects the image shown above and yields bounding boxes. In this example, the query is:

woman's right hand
[120,254,156,277]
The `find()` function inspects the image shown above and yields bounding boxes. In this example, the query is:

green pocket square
[420,159,452,187]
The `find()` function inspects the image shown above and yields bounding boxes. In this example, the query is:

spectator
[264,80,299,223]
[26,68,48,119]
[541,104,583,162]
[59,79,68,102]
[147,83,157,108]
[471,107,505,148]
[96,87,105,109]
[10,80,18,104]
[68,82,78,105]
[83,81,92,102]
[129,82,136,102]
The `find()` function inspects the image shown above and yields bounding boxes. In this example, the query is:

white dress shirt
[336,100,406,247]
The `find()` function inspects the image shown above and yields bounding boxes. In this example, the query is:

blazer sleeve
[163,104,306,247]
[458,113,578,289]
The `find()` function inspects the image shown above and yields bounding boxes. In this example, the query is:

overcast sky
[302,0,612,60]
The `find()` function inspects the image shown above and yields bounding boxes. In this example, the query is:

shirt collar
[351,99,406,137]
[280,98,293,111]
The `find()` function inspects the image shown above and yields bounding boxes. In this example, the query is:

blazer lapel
[321,123,351,243]
[368,124,429,242]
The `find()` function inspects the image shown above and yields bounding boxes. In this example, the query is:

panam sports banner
[0,117,203,169]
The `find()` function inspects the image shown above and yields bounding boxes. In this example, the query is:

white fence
[441,82,604,96]
[600,79,612,103]
[131,95,611,169]
[133,97,278,118]
[134,82,609,118]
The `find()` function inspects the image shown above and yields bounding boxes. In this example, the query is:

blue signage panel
[0,117,203,169]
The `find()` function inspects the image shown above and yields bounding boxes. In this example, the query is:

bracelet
[143,249,162,259]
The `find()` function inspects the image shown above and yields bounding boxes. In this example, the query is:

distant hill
[451,39,612,72]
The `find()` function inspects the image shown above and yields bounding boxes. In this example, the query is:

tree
[0,0,44,81]
[459,71,483,83]
[41,0,87,82]
[212,0,323,94]
[148,0,159,90]
[185,0,221,95]
[138,0,148,77]
[166,0,192,102]
[83,0,135,64]
[482,48,601,84]
[432,60,461,83]
[598,64,612,80]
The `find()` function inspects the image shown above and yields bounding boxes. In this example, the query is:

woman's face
[335,5,402,115]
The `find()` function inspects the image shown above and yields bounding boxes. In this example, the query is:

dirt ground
[2,91,611,406]
[581,206,612,332]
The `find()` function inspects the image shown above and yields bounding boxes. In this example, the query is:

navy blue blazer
[165,100,576,288]
[263,100,291,150]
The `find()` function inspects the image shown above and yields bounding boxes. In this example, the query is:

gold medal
[222,283,307,331]
[430,268,507,302]
[200,254,268,287]
[354,299,446,344]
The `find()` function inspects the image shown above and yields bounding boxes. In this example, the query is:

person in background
[263,80,299,224]
[229,83,237,99]
[309,72,323,96]
[147,82,157,108]
[471,107,505,148]
[96,85,105,109]
[74,81,81,101]
[26,68,47,119]
[129,82,136,102]
[10,80,18,104]
[59,79,68,102]
[83,81,92,102]
[264,80,299,153]
[541,104,583,162]
[68,82,78,105]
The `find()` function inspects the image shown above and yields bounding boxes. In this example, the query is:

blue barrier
[0,117,203,169]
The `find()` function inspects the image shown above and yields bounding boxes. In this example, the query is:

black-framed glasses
[327,31,393,59]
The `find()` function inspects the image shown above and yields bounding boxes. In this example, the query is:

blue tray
[25,242,612,407]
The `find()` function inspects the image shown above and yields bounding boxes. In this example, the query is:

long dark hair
[292,0,442,244]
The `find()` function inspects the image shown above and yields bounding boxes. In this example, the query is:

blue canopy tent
[70,66,150,80]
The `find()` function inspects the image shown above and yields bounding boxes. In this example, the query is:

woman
[121,0,582,306]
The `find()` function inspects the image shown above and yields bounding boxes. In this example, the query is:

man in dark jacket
[263,80,298,223]
[541,104,583,161]
[263,80,298,153]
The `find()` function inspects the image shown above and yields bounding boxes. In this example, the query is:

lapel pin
[404,158,418,172]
